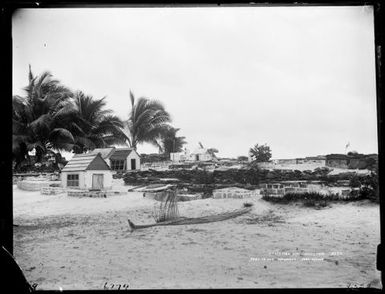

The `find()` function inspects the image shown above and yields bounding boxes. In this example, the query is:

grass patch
[262,192,341,208]
[241,209,285,225]
[243,202,254,208]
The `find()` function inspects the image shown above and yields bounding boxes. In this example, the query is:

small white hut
[170,149,190,162]
[189,147,215,162]
[61,153,113,190]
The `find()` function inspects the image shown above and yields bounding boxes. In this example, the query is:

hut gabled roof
[110,148,135,160]
[88,147,116,159]
[61,153,111,172]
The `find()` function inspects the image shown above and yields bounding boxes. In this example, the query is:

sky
[12,6,378,159]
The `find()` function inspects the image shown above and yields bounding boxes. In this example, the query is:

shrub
[348,171,379,203]
[196,170,214,184]
[237,156,249,162]
[303,199,316,207]
[349,175,362,188]
[303,198,329,208]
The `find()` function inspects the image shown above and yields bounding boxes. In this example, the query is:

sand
[13,183,381,290]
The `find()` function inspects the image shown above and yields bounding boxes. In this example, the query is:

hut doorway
[92,174,104,189]
[131,159,136,170]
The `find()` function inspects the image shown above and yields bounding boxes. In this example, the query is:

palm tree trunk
[35,147,44,163]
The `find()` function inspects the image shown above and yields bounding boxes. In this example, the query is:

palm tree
[70,91,126,153]
[159,126,187,155]
[123,91,171,150]
[12,66,75,169]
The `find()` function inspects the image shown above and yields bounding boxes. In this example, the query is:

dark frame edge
[374,0,385,287]
[0,2,14,256]
[1,0,384,292]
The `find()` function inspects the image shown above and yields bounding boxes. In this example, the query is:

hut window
[111,159,125,171]
[67,174,79,187]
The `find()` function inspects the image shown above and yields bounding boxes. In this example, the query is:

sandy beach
[13,181,381,290]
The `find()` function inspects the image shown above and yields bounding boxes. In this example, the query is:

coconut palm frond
[137,124,169,145]
[28,64,34,82]
[74,136,96,150]
[66,122,85,136]
[102,134,128,146]
[26,141,46,152]
[102,115,125,127]
[126,93,172,149]
[28,114,52,133]
[50,141,74,152]
[87,134,106,148]
[49,128,75,143]
[13,66,78,166]
[129,90,135,107]
[12,95,28,106]
[13,134,29,147]
[52,101,78,119]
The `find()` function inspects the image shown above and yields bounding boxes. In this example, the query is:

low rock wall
[17,180,61,191]
[67,190,127,198]
[212,188,257,199]
[40,186,66,195]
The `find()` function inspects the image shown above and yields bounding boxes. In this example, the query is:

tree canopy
[13,67,129,170]
[12,66,74,168]
[70,91,126,153]
[122,91,172,150]
[249,143,272,163]
[158,126,187,155]
[13,68,185,172]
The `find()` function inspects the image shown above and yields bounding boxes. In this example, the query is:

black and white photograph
[11,5,381,290]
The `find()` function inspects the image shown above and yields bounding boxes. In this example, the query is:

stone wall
[143,191,202,201]
[261,185,355,200]
[212,188,258,199]
[143,191,167,201]
[141,161,172,171]
[261,187,309,198]
[178,194,202,201]
[326,159,348,169]
[17,180,62,191]
[40,186,66,195]
[67,190,126,198]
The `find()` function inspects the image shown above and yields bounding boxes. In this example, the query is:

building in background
[88,147,141,172]
[170,146,216,162]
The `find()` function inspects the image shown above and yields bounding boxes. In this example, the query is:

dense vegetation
[349,171,379,203]
[157,126,187,155]
[122,166,379,203]
[122,166,369,186]
[262,192,342,209]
